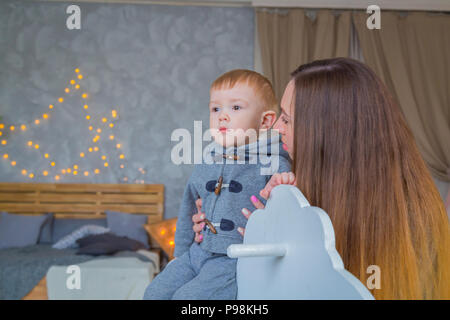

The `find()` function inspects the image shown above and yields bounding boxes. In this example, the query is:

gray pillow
[0,212,51,249]
[106,211,149,248]
[52,218,107,243]
[52,224,110,249]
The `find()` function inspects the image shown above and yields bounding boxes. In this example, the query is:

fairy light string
[0,68,134,182]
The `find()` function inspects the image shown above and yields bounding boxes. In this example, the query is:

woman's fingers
[194,232,204,243]
[193,221,205,233]
[237,227,245,237]
[241,208,252,219]
[250,195,265,209]
[259,172,297,200]
[195,198,202,213]
[192,212,205,224]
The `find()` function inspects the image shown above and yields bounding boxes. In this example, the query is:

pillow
[106,211,149,248]
[38,213,54,244]
[76,233,146,256]
[52,218,107,243]
[52,225,110,249]
[0,212,51,249]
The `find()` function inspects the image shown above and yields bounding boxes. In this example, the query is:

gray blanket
[0,244,154,300]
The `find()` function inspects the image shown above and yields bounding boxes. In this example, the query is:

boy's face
[209,83,264,147]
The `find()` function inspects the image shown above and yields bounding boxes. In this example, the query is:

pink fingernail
[251,195,258,203]
[199,234,203,241]
[200,214,205,219]
[200,222,205,228]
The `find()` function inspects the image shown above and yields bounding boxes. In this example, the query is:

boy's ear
[260,110,277,129]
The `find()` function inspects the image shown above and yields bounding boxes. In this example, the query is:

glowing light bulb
[119,154,125,159]
[116,144,121,149]
[10,126,15,131]
[73,170,78,175]
[65,88,70,93]
[89,148,93,152]
[34,144,39,149]
[94,169,100,174]
[29,173,34,179]
[22,169,28,176]
[109,123,114,128]
[84,105,88,109]
[43,114,48,119]
[82,93,87,98]
[1,140,7,145]
[89,126,93,131]
[28,141,33,147]
[102,118,107,123]
[55,175,60,181]
[70,80,76,85]
[94,147,99,151]
[67,168,72,173]
[43,171,48,176]
[0,124,4,129]
[58,97,64,103]
[0,132,2,137]
[109,135,114,140]
[3,154,8,159]
[75,84,80,89]
[73,165,78,170]
[112,110,117,118]
[80,152,85,158]
[75,68,80,73]
[104,162,109,167]
[97,128,101,133]
[51,162,55,167]
[169,241,174,246]
[62,169,66,174]
[49,104,54,109]
[21,125,27,131]
[35,119,40,125]
[11,161,16,166]
[78,74,83,80]
[86,115,91,120]
[44,153,49,158]
[160,229,166,235]
[84,171,89,176]
[101,155,106,160]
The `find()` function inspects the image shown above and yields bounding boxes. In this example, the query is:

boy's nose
[219,112,230,122]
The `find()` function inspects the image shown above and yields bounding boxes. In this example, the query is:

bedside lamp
[144,218,177,260]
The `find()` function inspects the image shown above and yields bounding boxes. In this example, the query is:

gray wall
[0,0,254,218]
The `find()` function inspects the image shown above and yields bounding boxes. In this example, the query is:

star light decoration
[0,68,146,183]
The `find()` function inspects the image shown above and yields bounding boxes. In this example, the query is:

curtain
[256,9,351,101]
[353,11,450,182]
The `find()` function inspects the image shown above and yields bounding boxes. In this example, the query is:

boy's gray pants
[143,243,237,300]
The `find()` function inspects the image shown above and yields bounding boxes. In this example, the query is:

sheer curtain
[256,9,351,100]
[352,11,450,184]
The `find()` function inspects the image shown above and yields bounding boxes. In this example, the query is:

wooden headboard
[0,182,164,224]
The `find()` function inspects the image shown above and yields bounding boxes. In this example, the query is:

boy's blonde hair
[210,69,278,114]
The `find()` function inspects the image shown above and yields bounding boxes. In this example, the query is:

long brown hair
[290,57,449,299]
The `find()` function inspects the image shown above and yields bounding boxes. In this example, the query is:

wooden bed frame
[0,182,164,300]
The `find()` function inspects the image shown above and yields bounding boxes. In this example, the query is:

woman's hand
[193,172,297,240]
[192,198,205,243]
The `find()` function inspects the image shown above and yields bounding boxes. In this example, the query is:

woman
[192,58,450,300]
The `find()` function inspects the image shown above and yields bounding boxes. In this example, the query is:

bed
[0,182,164,300]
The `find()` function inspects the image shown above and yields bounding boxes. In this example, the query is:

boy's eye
[212,107,220,112]
[232,105,241,111]
[281,116,289,124]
